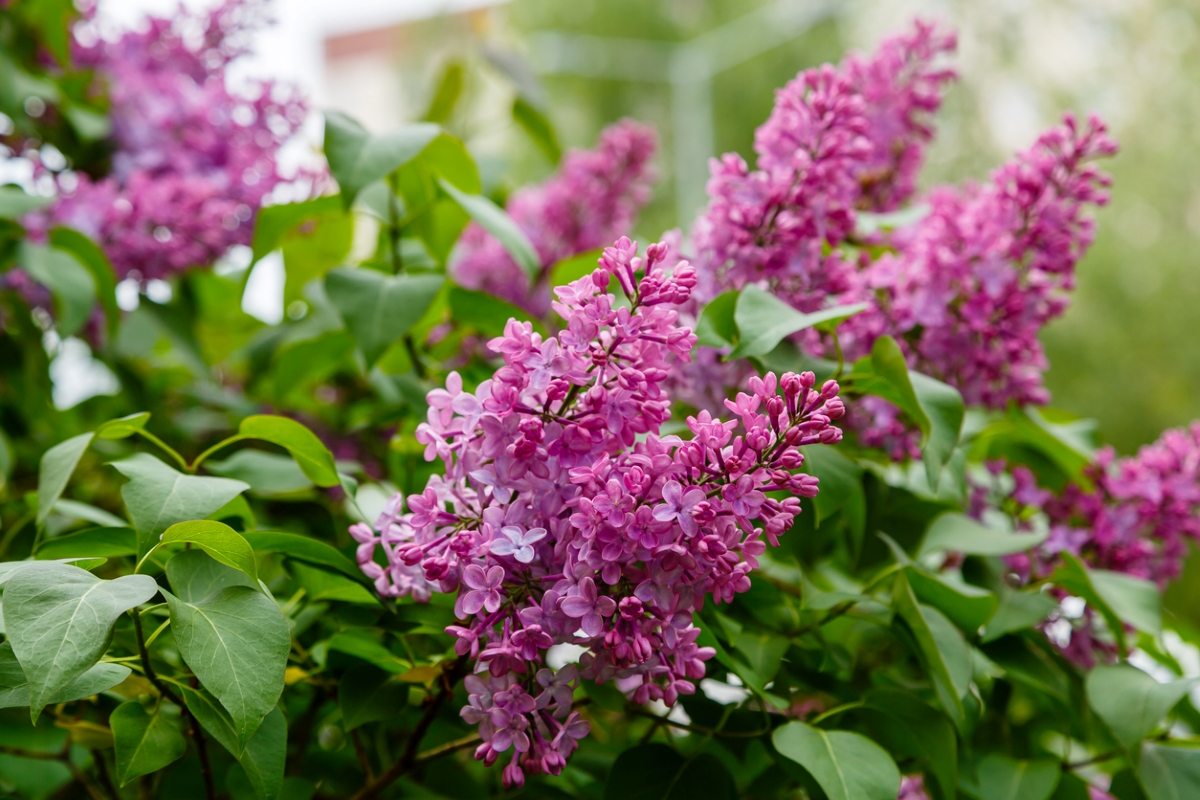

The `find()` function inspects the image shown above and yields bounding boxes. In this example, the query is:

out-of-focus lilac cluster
[451,120,657,315]
[351,236,845,786]
[897,776,929,800]
[26,0,308,282]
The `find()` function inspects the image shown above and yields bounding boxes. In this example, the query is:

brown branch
[183,690,216,800]
[346,657,468,800]
[351,729,375,781]
[130,611,183,707]
[625,706,772,739]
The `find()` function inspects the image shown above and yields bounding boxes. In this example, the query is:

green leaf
[0,641,130,709]
[3,563,157,720]
[233,706,287,800]
[238,415,341,488]
[1049,553,1161,654]
[52,499,126,528]
[423,61,464,124]
[512,96,561,163]
[973,406,1096,488]
[981,590,1058,642]
[919,512,1048,557]
[862,689,956,800]
[730,285,866,359]
[0,186,53,218]
[801,445,863,524]
[905,567,998,632]
[206,450,313,497]
[447,286,546,337]
[95,412,151,440]
[339,664,410,731]
[180,684,240,754]
[892,571,969,725]
[288,561,379,606]
[167,549,256,604]
[325,268,445,366]
[109,453,249,558]
[694,290,740,349]
[909,371,965,490]
[1087,665,1196,758]
[549,248,604,287]
[35,526,137,560]
[111,700,188,786]
[37,431,94,526]
[772,722,901,800]
[1139,741,1200,800]
[323,111,441,207]
[250,195,347,265]
[269,331,355,400]
[48,227,119,339]
[163,586,290,751]
[604,743,735,800]
[438,177,540,280]
[154,520,258,585]
[18,242,97,336]
[325,631,409,674]
[242,531,366,584]
[977,755,1060,800]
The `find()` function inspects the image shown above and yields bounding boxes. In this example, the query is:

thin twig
[184,680,217,800]
[625,706,772,739]
[1065,750,1121,770]
[0,744,63,760]
[92,750,119,800]
[346,657,468,800]
[351,729,375,780]
[131,611,183,707]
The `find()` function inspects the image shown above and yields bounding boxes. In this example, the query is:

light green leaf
[1049,553,1161,654]
[977,755,1060,800]
[0,641,130,709]
[325,268,445,366]
[250,195,346,265]
[242,531,366,585]
[238,415,340,488]
[95,412,151,440]
[325,631,409,674]
[37,432,94,526]
[981,590,1058,643]
[0,186,53,218]
[730,285,866,359]
[52,499,128,528]
[109,453,249,557]
[154,520,258,585]
[163,586,290,750]
[1088,665,1196,757]
[3,563,157,721]
[423,61,464,124]
[323,111,440,207]
[1140,741,1200,800]
[438,177,540,280]
[288,561,379,606]
[48,227,119,339]
[772,722,901,800]
[548,248,604,288]
[339,665,409,731]
[35,526,136,560]
[905,567,997,632]
[19,242,97,336]
[919,512,1048,557]
[167,549,256,604]
[909,371,965,491]
[111,700,188,786]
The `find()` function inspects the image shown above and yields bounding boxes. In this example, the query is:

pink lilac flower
[451,119,657,314]
[897,775,930,800]
[353,236,846,785]
[24,0,309,282]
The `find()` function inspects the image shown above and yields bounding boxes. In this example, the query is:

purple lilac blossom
[25,0,309,282]
[351,236,846,785]
[451,119,657,314]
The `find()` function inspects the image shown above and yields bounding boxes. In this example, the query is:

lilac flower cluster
[26,0,308,281]
[452,120,657,315]
[691,21,956,306]
[351,236,845,786]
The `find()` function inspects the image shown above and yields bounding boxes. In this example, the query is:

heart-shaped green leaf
[152,520,258,585]
[1088,665,1197,758]
[323,111,440,207]
[772,722,901,800]
[2,562,157,720]
[111,700,187,786]
[325,268,445,366]
[730,285,866,358]
[163,586,289,751]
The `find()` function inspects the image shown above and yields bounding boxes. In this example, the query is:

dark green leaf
[862,689,956,800]
[2,562,157,720]
[977,755,1060,800]
[35,526,137,560]
[694,290,740,349]
[905,567,997,632]
[48,227,119,339]
[111,700,188,786]
[288,561,379,605]
[323,111,440,207]
[109,453,249,557]
[802,445,863,523]
[919,512,1048,557]
[238,415,341,488]
[447,286,546,338]
[163,586,290,750]
[730,285,866,358]
[512,96,561,163]
[603,743,735,800]
[981,590,1058,642]
[18,242,97,336]
[892,571,969,725]
[772,722,901,800]
[231,707,287,800]
[325,268,445,366]
[325,631,409,674]
[438,178,540,280]
[37,431,93,526]
[339,664,410,730]
[242,531,365,584]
